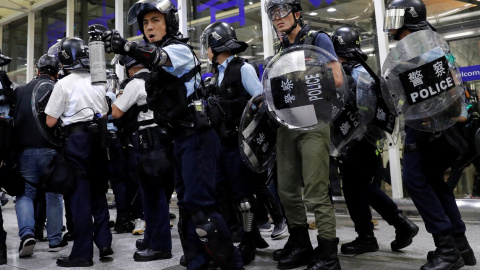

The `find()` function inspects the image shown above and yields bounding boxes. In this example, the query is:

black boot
[421,234,464,270]
[453,234,476,266]
[307,236,341,270]
[427,233,477,266]
[273,237,293,261]
[277,225,313,270]
[340,234,378,255]
[391,213,419,251]
[237,231,256,265]
[0,243,6,265]
[255,228,269,249]
[114,213,134,233]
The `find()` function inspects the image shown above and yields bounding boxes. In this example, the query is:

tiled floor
[0,196,479,270]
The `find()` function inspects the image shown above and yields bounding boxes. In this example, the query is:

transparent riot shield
[330,75,367,157]
[238,95,277,173]
[262,45,348,130]
[32,80,63,147]
[382,30,464,132]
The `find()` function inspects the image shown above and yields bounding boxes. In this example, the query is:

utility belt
[133,126,168,150]
[65,118,108,148]
[404,142,422,152]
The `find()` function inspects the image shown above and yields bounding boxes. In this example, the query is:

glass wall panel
[75,0,116,70]
[3,17,28,85]
[187,0,264,72]
[35,2,68,70]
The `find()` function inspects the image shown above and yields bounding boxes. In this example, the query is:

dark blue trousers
[125,147,143,219]
[403,128,466,235]
[131,130,172,252]
[65,132,112,260]
[108,134,129,215]
[0,206,5,244]
[341,138,401,236]
[216,140,255,201]
[174,128,243,270]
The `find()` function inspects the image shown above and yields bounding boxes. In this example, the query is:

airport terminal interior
[0,0,479,269]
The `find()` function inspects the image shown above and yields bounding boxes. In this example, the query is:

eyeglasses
[267,4,292,20]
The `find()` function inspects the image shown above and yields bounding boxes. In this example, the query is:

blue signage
[459,65,480,82]
[197,0,245,25]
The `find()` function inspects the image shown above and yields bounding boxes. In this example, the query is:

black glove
[102,30,127,54]
[124,41,168,68]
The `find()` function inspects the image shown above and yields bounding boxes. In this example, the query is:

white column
[261,0,274,59]
[66,0,75,38]
[178,0,188,38]
[115,0,124,82]
[0,26,3,53]
[374,0,389,65]
[374,0,402,198]
[26,11,35,82]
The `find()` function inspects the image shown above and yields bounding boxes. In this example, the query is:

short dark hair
[38,66,57,78]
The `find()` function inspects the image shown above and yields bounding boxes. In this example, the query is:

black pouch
[206,97,226,128]
[0,162,25,196]
[40,154,76,195]
[191,99,210,132]
[0,118,13,153]
[97,117,109,148]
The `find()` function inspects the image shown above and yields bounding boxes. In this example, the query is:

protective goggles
[267,4,293,21]
[383,7,406,32]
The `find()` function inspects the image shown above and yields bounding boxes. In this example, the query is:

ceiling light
[438,8,460,17]
[444,31,474,39]
[327,8,336,12]
[309,12,318,16]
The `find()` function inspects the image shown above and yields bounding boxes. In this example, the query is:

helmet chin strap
[284,12,298,35]
[393,26,406,41]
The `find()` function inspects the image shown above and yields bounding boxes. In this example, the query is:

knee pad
[190,209,237,270]
[239,197,254,233]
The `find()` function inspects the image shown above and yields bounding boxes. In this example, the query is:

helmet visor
[384,7,405,32]
[267,4,292,20]
[47,39,63,59]
[200,32,209,59]
[127,0,175,25]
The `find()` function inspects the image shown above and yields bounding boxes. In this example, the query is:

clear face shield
[200,32,215,72]
[383,7,406,32]
[127,0,175,25]
[199,32,210,60]
[47,39,63,59]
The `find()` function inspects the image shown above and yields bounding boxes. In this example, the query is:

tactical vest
[281,26,328,48]
[144,38,202,129]
[341,61,362,77]
[115,72,153,146]
[0,70,14,107]
[214,57,250,133]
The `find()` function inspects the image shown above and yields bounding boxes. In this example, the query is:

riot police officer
[45,37,113,267]
[200,21,268,265]
[331,26,419,255]
[264,0,344,269]
[384,0,476,269]
[112,55,172,261]
[103,0,244,269]
[13,54,67,258]
[0,49,12,265]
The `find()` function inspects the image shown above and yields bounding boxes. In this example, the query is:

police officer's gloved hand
[124,41,168,68]
[102,30,127,54]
